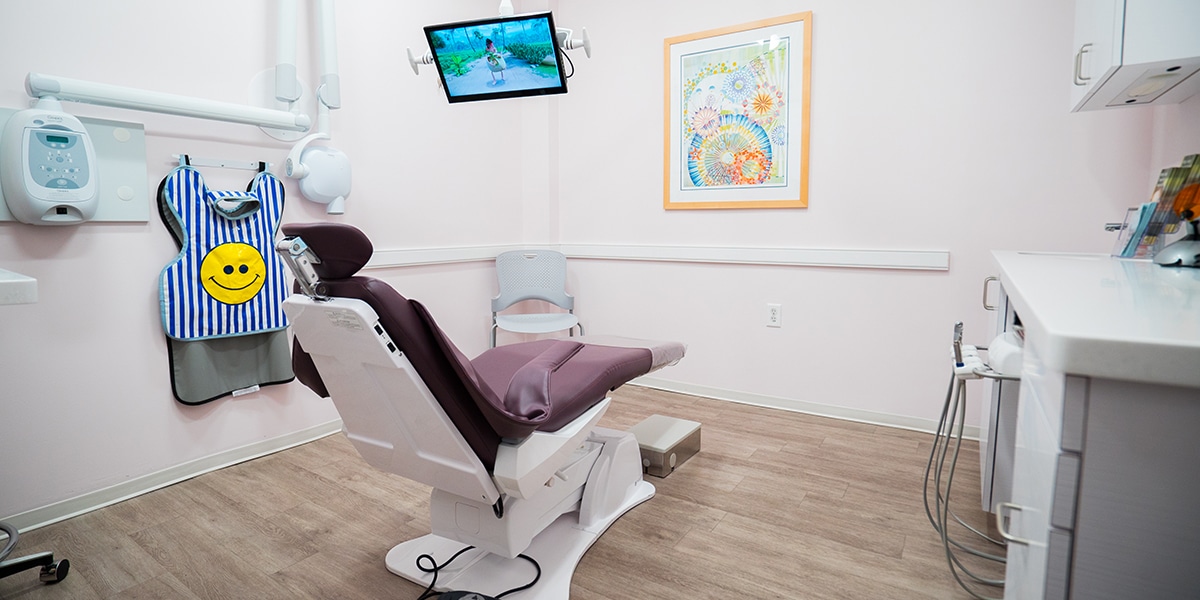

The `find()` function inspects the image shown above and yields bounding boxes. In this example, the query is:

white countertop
[0,268,37,305]
[993,251,1200,389]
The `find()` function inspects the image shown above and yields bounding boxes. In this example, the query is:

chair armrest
[502,340,583,421]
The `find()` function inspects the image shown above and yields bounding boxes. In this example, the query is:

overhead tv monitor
[424,11,568,104]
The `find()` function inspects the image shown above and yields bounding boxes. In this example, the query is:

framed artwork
[663,12,812,210]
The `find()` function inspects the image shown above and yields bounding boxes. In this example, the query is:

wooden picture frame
[663,12,812,210]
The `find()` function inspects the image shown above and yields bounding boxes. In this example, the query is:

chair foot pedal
[628,415,701,477]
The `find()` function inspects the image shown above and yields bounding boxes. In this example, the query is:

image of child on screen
[485,39,507,83]
[428,17,564,99]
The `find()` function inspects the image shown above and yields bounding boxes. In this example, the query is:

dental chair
[276,223,684,598]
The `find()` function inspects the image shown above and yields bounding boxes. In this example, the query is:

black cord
[416,546,476,600]
[559,45,575,78]
[414,546,542,600]
[496,554,541,598]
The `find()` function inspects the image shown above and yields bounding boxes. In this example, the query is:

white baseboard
[3,419,344,532]
[630,377,979,440]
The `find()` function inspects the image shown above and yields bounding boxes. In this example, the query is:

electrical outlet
[766,303,782,328]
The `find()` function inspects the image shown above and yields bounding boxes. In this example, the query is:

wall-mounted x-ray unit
[0,106,148,224]
[0,70,316,225]
[1,98,100,224]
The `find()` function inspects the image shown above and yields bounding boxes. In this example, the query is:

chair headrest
[281,222,373,280]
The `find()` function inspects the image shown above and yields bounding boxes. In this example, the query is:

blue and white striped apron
[158,166,289,341]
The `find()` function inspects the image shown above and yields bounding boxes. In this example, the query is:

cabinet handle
[995,502,1033,546]
[1073,43,1093,86]
[983,276,998,311]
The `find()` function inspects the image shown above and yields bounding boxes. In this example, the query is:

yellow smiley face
[199,242,267,305]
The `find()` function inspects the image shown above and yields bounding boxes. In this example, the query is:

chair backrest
[492,250,574,312]
[284,294,500,504]
[281,223,545,471]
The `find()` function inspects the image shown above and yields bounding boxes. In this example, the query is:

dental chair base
[283,295,659,597]
[388,427,652,598]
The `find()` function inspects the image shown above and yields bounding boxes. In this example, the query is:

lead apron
[157,163,293,405]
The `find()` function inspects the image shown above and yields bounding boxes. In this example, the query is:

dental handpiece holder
[953,329,1023,381]
[986,330,1024,376]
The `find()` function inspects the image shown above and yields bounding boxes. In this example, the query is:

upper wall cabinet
[1071,0,1200,111]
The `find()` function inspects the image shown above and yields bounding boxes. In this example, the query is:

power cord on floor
[923,364,1007,600]
[415,545,541,600]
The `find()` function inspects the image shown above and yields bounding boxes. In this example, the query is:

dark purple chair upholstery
[282,223,653,471]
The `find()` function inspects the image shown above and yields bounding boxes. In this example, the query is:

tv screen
[424,11,568,103]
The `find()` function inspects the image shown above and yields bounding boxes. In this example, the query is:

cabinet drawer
[1050,453,1080,530]
[1044,529,1073,600]
[1060,376,1087,452]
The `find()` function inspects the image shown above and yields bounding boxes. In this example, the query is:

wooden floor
[0,386,1006,599]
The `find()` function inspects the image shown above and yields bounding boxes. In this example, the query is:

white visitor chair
[491,249,582,348]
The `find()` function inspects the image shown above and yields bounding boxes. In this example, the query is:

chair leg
[0,521,69,585]
[0,552,69,584]
[490,325,498,348]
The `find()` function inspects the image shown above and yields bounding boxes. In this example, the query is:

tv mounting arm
[405,26,592,76]
[406,48,434,76]
[556,27,592,58]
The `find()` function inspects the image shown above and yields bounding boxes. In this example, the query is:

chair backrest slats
[493,250,573,311]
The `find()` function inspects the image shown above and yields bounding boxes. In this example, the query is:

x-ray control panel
[28,128,93,191]
[0,106,148,224]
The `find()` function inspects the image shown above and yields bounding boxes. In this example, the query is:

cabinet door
[1070,379,1200,598]
[1123,0,1200,64]
[1070,0,1124,110]
[1002,374,1059,599]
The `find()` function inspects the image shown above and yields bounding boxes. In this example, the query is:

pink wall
[0,0,516,519]
[550,0,1196,422]
[1,0,1196,520]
